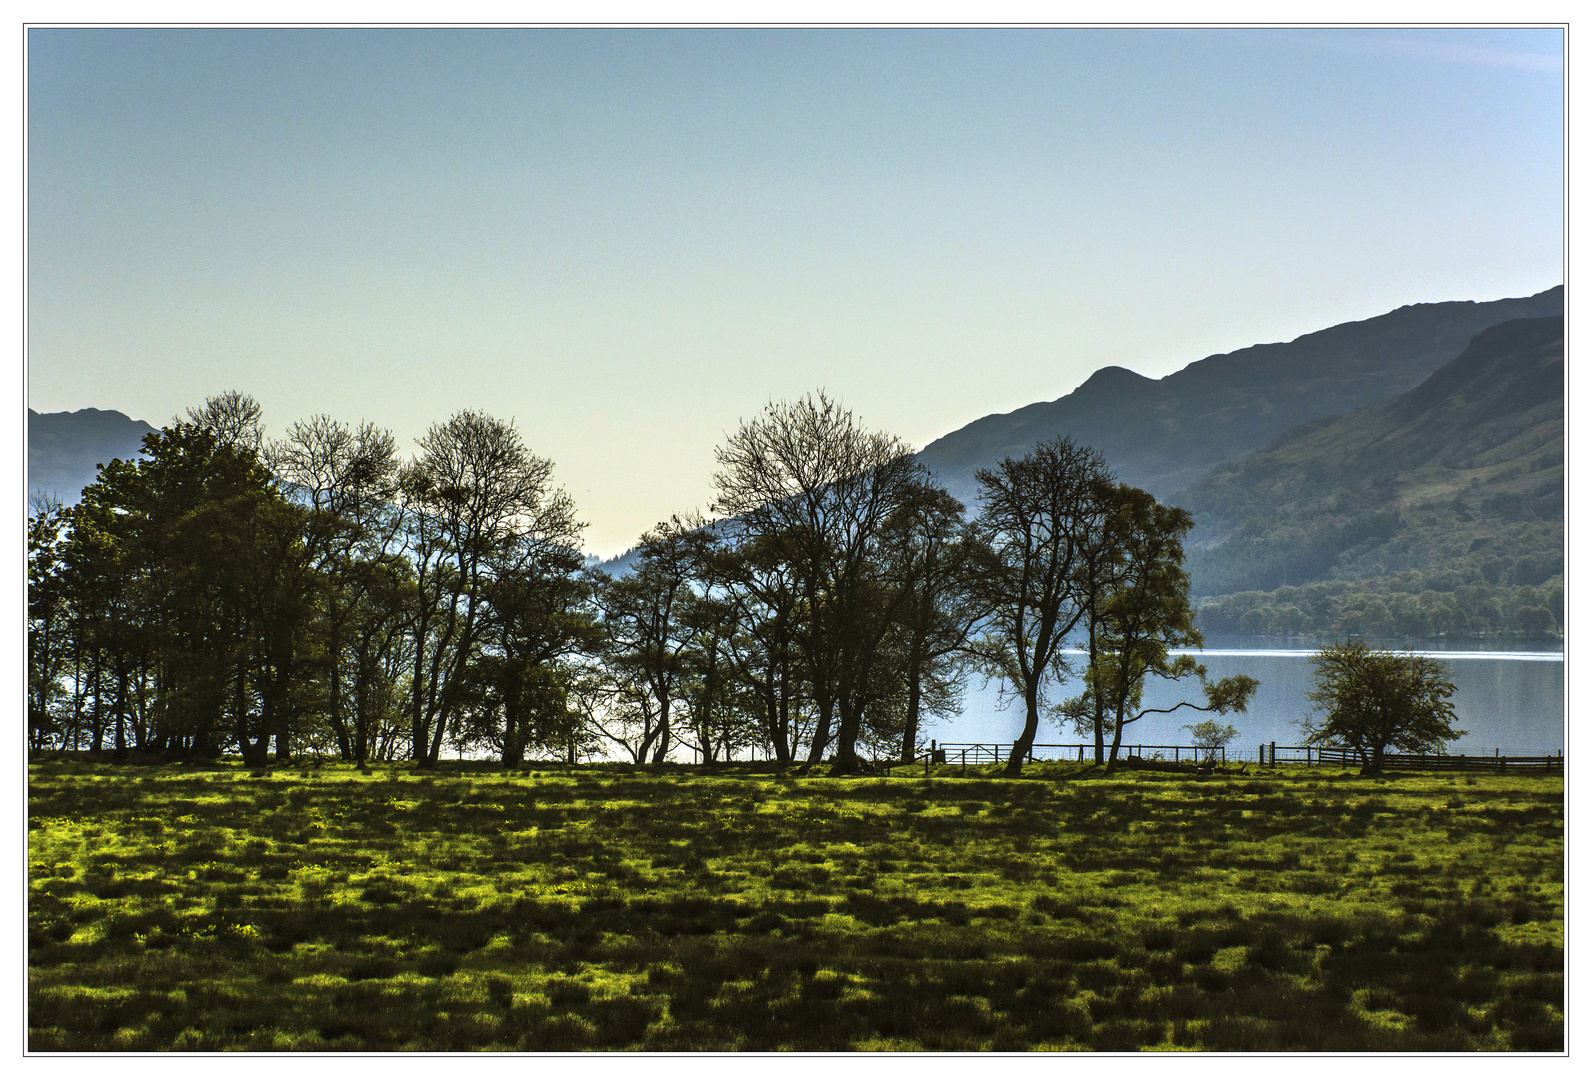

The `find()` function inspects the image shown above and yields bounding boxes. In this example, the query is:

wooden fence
[907,740,1563,774]
[923,741,1227,768]
[1283,745,1563,773]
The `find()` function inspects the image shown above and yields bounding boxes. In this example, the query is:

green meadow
[28,760,1562,1052]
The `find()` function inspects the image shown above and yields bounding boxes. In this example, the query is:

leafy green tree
[595,516,717,764]
[1182,719,1239,762]
[477,558,602,766]
[877,484,986,763]
[27,499,72,751]
[1064,476,1134,765]
[968,438,1113,776]
[451,656,591,765]
[340,554,417,762]
[676,590,760,764]
[711,531,810,763]
[1301,640,1465,773]
[1060,484,1256,772]
[66,407,316,763]
[58,467,143,754]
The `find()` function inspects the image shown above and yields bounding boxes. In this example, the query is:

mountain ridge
[916,286,1563,509]
[27,407,158,505]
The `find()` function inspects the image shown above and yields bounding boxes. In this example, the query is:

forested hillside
[917,287,1561,508]
[1181,316,1563,639]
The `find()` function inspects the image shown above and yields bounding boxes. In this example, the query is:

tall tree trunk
[650,698,672,764]
[762,678,791,763]
[774,686,792,764]
[1006,621,1057,777]
[1088,626,1107,765]
[1104,682,1131,774]
[88,647,104,753]
[428,707,447,766]
[329,659,353,761]
[831,697,862,774]
[1003,679,1041,777]
[503,687,525,767]
[112,666,129,760]
[901,670,923,762]
[801,698,834,773]
[410,651,431,764]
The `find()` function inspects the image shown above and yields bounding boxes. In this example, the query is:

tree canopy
[1301,640,1465,772]
[30,389,1259,773]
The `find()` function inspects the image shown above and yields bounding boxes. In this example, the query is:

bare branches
[186,391,265,455]
[710,391,932,772]
[270,415,399,520]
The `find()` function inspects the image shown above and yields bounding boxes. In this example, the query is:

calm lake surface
[922,638,1565,757]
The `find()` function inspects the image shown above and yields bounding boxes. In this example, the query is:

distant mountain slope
[916,286,1562,509]
[27,408,157,505]
[1180,316,1563,637]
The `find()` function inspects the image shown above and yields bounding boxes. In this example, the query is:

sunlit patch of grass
[28,760,1560,1051]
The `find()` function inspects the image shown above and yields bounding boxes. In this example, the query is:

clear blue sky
[27,27,1564,557]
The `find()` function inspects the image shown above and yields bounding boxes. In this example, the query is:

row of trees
[29,392,1255,775]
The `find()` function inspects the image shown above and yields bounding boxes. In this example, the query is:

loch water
[922,637,1566,757]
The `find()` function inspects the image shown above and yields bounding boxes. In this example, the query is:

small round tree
[1301,640,1465,774]
[1182,719,1239,764]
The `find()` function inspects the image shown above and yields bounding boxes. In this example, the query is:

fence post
[1269,741,1276,767]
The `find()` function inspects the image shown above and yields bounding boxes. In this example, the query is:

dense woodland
[28,392,1252,773]
[1183,317,1564,640]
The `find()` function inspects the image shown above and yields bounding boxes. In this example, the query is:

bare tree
[186,390,265,454]
[269,416,402,763]
[712,392,927,774]
[397,410,583,766]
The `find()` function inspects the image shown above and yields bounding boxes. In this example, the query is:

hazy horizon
[27,27,1564,557]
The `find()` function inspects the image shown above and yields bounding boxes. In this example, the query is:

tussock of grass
[29,760,1561,1051]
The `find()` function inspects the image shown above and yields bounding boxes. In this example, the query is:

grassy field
[27,758,1562,1052]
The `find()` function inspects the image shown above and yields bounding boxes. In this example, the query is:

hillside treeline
[1184,316,1563,640]
[28,392,1248,772]
[1197,573,1563,640]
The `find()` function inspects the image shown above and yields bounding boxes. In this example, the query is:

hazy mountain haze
[26,408,156,506]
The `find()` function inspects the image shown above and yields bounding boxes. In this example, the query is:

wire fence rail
[915,740,1563,774]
